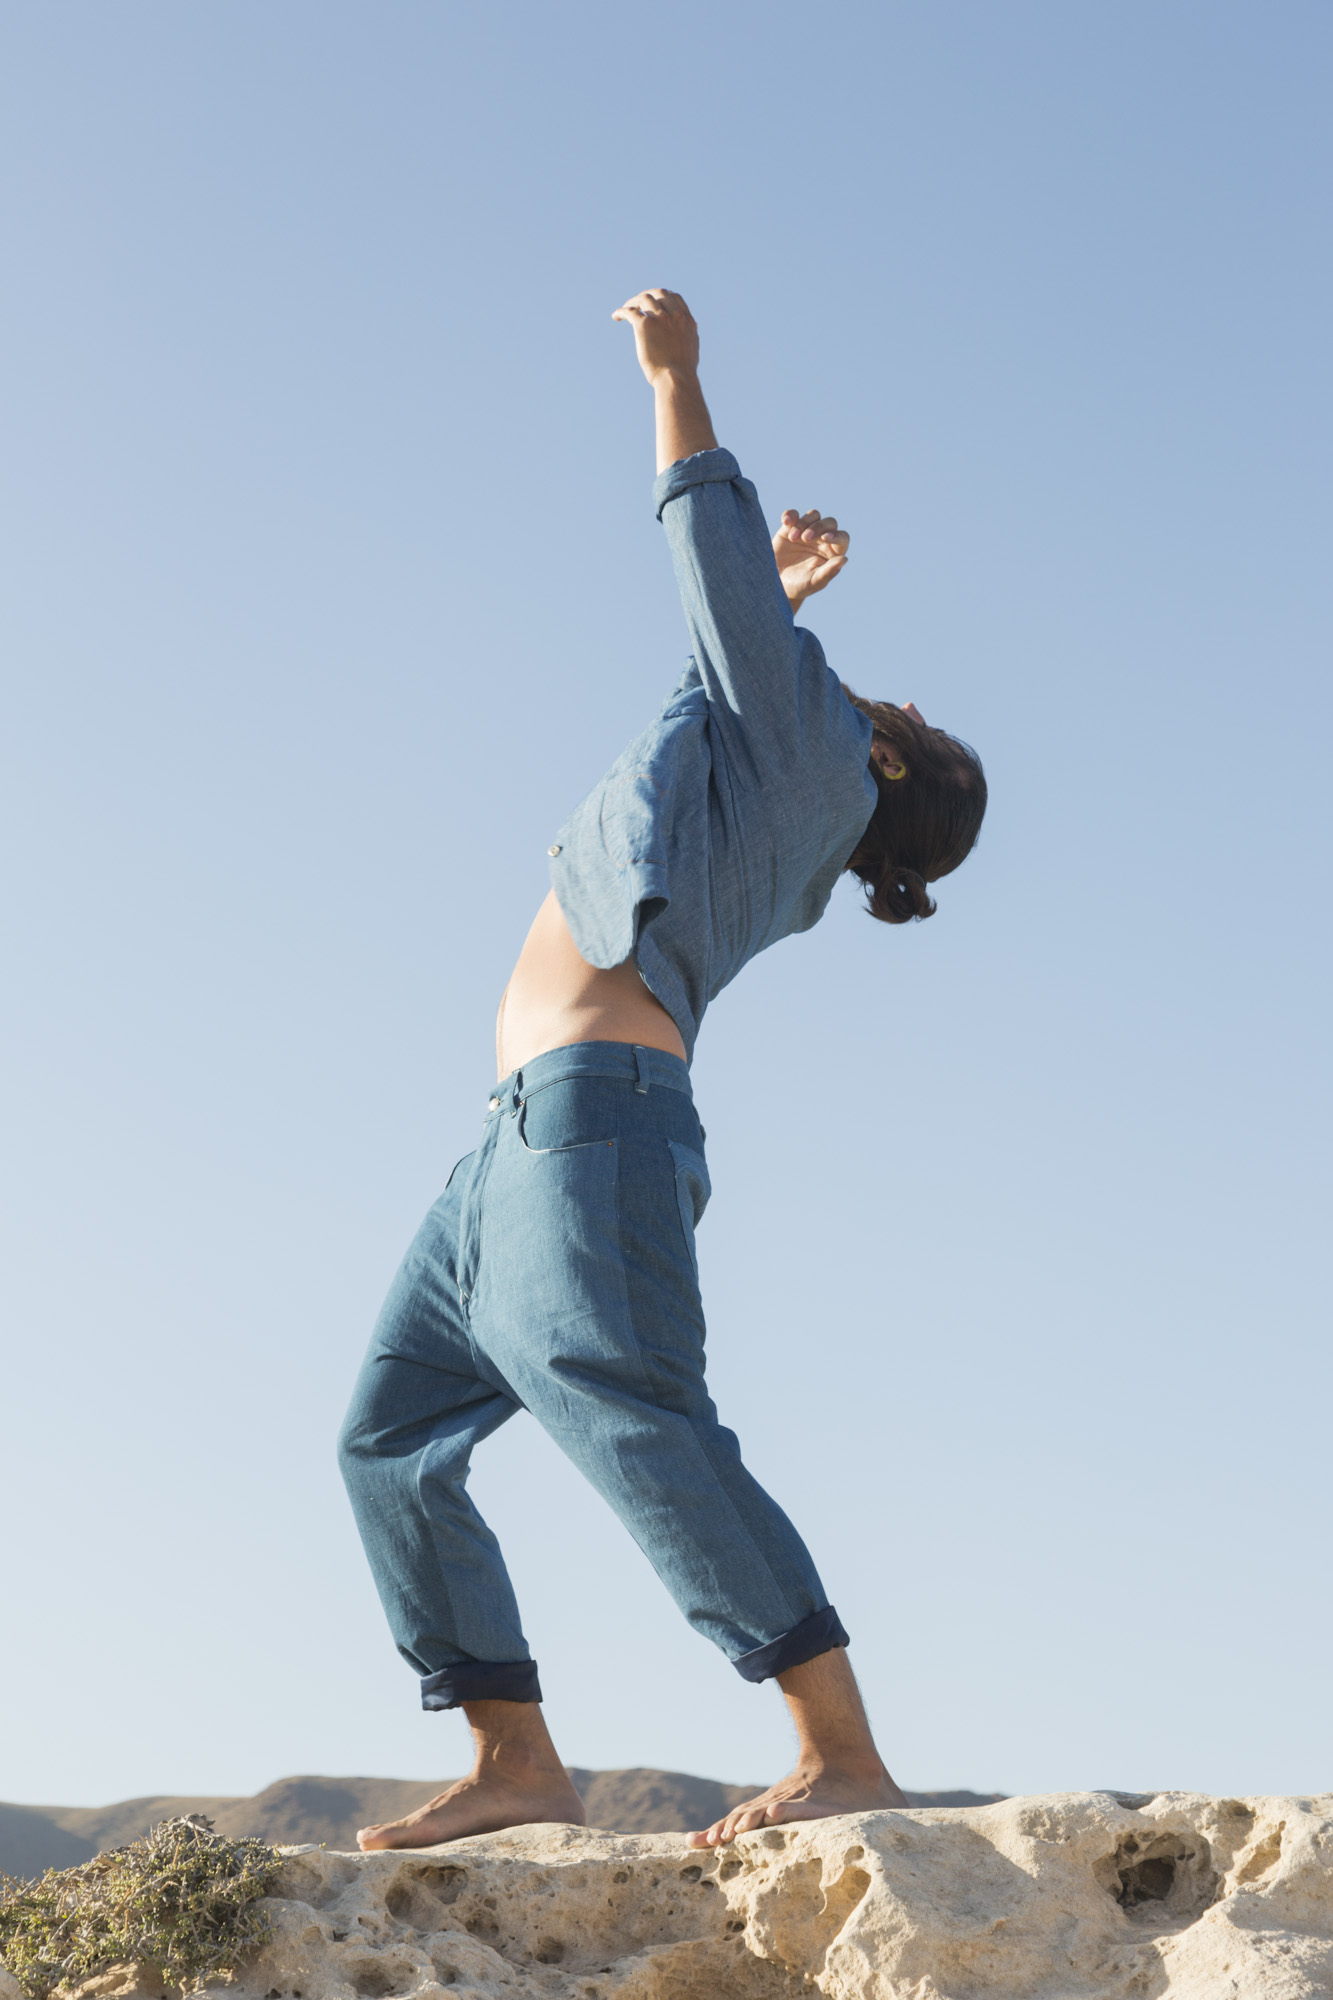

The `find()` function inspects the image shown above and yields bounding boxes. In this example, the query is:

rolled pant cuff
[420,1659,543,1709]
[732,1605,850,1684]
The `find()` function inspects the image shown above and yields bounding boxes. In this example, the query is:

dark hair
[841,690,987,924]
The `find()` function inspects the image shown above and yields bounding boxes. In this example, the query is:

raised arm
[611,288,718,473]
[612,288,860,775]
[612,289,850,617]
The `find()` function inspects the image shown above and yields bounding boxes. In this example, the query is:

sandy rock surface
[12,1791,1333,2000]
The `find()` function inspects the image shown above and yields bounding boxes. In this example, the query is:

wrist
[649,364,701,391]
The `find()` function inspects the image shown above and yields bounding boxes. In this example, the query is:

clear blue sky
[2,1,1329,1810]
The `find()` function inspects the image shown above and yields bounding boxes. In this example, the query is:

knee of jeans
[417,1433,473,1499]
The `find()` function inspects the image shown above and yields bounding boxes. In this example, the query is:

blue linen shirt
[548,447,876,1061]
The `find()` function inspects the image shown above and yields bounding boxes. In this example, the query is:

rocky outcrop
[21,1790,1322,2000]
[1,1777,1005,1880]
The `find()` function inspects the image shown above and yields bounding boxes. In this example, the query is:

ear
[871,741,907,782]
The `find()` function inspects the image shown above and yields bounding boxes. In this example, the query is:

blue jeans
[338,1042,847,1708]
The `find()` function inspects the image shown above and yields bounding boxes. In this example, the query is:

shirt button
[548,843,562,856]
[488,1096,501,1110]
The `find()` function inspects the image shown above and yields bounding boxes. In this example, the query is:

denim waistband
[490,1040,693,1114]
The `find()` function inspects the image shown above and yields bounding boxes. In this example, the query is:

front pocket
[668,1140,711,1281]
[517,1075,620,1154]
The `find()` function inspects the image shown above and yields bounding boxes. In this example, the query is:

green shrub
[0,1817,283,1999]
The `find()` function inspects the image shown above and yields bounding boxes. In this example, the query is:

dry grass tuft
[0,1816,282,1999]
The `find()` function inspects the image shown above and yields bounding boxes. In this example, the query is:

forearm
[653,369,717,475]
[655,453,806,736]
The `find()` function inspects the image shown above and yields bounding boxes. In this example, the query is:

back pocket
[668,1140,711,1281]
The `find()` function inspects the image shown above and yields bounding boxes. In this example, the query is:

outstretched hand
[773,509,849,613]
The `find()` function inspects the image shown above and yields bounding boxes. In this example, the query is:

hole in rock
[718,1858,743,1881]
[678,1866,702,1883]
[534,1938,565,1965]
[1104,1832,1219,1929]
[612,1871,629,1885]
[1120,1856,1176,1905]
[350,1964,404,1999]
[386,1865,468,1924]
[284,1855,360,1910]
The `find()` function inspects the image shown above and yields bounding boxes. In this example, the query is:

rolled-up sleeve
[653,448,808,770]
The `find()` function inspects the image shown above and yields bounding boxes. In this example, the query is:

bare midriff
[496,890,688,1079]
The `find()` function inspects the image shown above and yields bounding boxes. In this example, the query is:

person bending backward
[338,289,987,1852]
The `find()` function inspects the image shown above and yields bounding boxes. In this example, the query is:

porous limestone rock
[23,1792,1333,2000]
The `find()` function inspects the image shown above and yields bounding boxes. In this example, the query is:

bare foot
[357,1769,587,1850]
[687,1760,907,1848]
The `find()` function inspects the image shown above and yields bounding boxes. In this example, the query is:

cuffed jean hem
[420,1660,543,1709]
[732,1605,850,1684]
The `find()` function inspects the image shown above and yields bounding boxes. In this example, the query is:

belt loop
[509,1069,523,1116]
[633,1045,651,1095]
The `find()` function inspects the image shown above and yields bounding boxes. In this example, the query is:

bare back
[496,890,687,1079]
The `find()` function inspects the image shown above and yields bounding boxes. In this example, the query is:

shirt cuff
[653,446,742,521]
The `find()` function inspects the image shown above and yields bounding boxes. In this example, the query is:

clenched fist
[612,288,700,384]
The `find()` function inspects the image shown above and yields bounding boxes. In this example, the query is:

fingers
[811,554,848,592]
[779,508,849,556]
[612,287,695,322]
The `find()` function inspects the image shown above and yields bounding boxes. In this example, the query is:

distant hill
[0,1772,1007,1879]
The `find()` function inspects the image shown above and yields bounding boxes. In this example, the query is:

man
[339,289,986,1850]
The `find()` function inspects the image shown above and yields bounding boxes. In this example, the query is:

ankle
[473,1743,566,1779]
[461,1699,570,1784]
[795,1745,888,1783]
[471,1737,569,1782]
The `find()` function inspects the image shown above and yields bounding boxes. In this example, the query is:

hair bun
[889,866,936,923]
